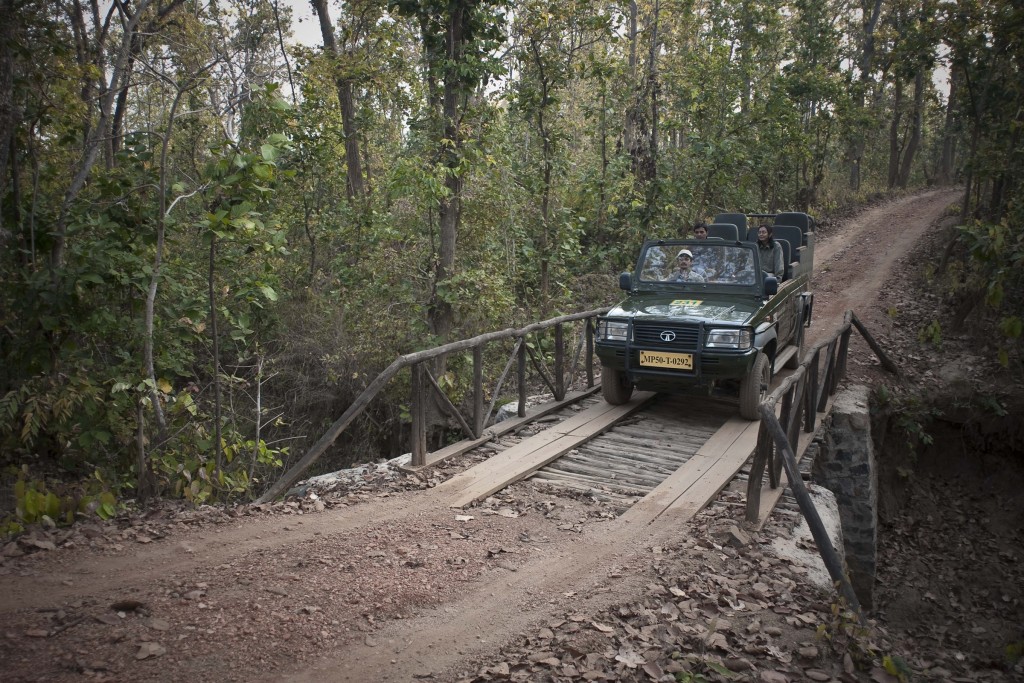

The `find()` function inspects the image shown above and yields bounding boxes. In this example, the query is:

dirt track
[0,189,966,683]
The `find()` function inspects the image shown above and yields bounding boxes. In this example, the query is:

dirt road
[0,189,963,683]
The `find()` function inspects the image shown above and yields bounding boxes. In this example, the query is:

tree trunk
[938,66,960,185]
[0,0,16,204]
[430,2,468,348]
[887,78,903,189]
[208,231,224,474]
[847,0,883,191]
[310,0,364,203]
[897,70,924,188]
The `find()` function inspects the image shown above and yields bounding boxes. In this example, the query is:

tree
[390,0,507,346]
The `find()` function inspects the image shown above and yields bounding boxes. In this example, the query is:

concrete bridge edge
[813,384,878,609]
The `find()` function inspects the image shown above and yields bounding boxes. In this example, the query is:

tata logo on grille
[660,330,676,342]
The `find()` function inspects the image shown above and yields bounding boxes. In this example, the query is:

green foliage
[1,465,122,539]
[1006,640,1024,666]
[957,219,1024,368]
[918,319,942,347]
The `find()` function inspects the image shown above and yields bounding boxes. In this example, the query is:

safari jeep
[595,215,814,420]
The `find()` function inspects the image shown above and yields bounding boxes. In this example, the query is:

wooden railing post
[585,318,595,388]
[473,345,484,437]
[817,339,837,412]
[745,422,773,523]
[804,348,820,432]
[517,337,527,418]
[786,374,806,463]
[837,326,852,380]
[772,386,793,488]
[410,364,427,467]
[554,323,565,401]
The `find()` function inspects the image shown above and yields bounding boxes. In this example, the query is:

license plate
[639,350,694,370]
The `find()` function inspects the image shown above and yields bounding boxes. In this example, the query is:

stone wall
[813,384,878,609]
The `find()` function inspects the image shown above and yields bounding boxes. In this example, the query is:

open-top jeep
[595,213,815,420]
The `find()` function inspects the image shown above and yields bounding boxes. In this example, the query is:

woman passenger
[756,225,785,280]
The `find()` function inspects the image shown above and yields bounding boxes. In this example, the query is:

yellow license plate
[639,350,694,370]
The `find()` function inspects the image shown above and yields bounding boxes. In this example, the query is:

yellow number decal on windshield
[671,299,703,306]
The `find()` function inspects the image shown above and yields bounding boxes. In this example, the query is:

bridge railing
[745,310,897,619]
[256,307,611,504]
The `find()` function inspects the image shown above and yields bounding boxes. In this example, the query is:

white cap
[676,249,693,259]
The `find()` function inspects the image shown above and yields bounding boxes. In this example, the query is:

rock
[145,618,171,631]
[2,542,24,558]
[714,524,751,548]
[136,642,166,660]
[725,657,754,671]
[760,671,790,683]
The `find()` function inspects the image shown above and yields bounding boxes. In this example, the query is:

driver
[667,249,706,283]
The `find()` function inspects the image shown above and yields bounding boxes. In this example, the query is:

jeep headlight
[598,320,630,342]
[704,328,752,349]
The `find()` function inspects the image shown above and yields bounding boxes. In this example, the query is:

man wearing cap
[668,249,706,283]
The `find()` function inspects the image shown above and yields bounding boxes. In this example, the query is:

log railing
[256,307,611,504]
[745,310,898,620]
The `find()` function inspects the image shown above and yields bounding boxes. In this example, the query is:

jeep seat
[772,212,813,245]
[771,224,804,277]
[706,223,739,241]
[713,213,748,236]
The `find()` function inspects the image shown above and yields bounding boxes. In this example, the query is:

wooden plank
[568,444,687,470]
[659,435,760,522]
[399,387,600,472]
[546,399,624,435]
[436,428,567,497]
[618,453,719,524]
[447,392,655,507]
[542,458,668,487]
[448,392,656,503]
[533,465,657,492]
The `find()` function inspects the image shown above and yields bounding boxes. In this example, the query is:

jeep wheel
[739,352,771,420]
[601,365,634,405]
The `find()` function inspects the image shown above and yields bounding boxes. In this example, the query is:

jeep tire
[601,365,634,405]
[739,352,771,420]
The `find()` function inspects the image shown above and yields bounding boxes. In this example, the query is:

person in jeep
[667,249,705,283]
[756,225,785,280]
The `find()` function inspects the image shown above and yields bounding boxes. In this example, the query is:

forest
[0,0,1021,522]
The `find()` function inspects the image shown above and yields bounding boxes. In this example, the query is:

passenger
[692,222,708,239]
[756,225,785,280]
[668,249,706,283]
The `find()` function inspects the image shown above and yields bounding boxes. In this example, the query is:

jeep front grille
[632,322,700,350]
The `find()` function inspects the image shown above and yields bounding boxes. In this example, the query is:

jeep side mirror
[763,275,778,296]
[619,272,632,291]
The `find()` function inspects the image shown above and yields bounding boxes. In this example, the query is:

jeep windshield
[638,242,757,287]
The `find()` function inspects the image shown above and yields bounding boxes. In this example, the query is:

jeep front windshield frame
[636,241,761,293]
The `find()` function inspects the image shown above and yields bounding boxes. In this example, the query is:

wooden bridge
[258,308,896,613]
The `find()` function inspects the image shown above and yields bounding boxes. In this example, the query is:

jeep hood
[607,292,761,325]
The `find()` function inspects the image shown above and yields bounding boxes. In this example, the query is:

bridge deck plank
[618,416,760,525]
[444,392,656,508]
